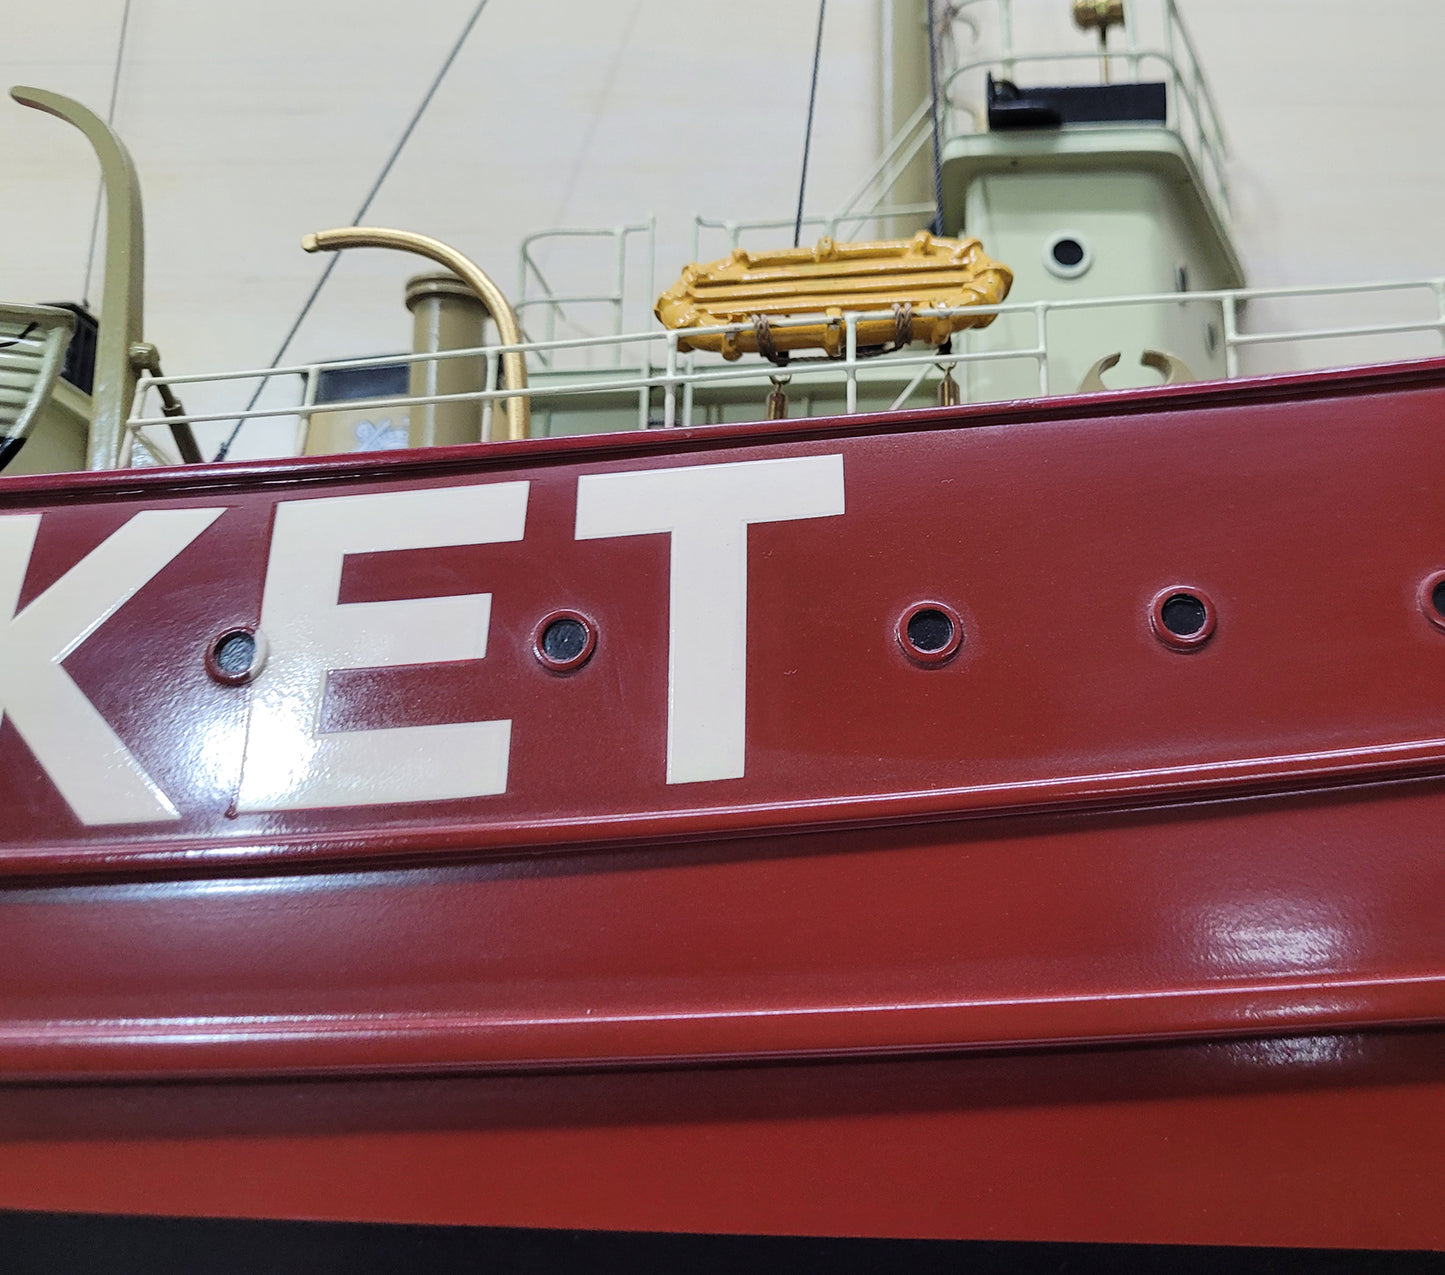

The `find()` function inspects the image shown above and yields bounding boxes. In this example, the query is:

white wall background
[2,1,1443,455]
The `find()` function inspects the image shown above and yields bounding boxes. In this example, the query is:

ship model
[1,0,1444,1260]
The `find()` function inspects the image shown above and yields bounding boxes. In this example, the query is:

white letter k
[0,508,223,825]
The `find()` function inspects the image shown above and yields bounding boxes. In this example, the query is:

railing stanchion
[1223,294,1240,379]
[645,215,657,338]
[663,332,678,428]
[845,315,859,414]
[1123,0,1141,80]
[295,365,320,453]
[612,225,627,365]
[1035,303,1049,395]
[999,0,1015,79]
[682,350,697,428]
[481,349,499,441]
[636,332,652,429]
[1164,3,1178,127]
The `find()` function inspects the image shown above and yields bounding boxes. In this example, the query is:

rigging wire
[925,0,946,234]
[81,0,133,309]
[792,0,827,248]
[214,0,490,461]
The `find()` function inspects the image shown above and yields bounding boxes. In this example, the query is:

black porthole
[908,608,954,652]
[1052,237,1085,268]
[1160,593,1208,638]
[214,631,255,676]
[206,627,267,685]
[1043,231,1092,279]
[1150,588,1216,651]
[1416,571,1445,632]
[533,611,597,672]
[543,618,587,662]
[898,602,964,665]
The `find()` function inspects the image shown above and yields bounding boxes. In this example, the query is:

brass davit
[654,231,1012,362]
[302,226,531,440]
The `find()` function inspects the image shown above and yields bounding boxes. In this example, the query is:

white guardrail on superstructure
[124,276,1445,468]
[835,0,1232,234]
[931,0,1230,223]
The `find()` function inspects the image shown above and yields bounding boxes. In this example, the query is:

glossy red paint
[5,360,1445,877]
[4,778,1445,1077]
[2,1033,1445,1248]
[2,361,1445,1246]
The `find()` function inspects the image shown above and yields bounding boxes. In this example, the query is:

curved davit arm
[11,86,144,471]
[303,226,531,441]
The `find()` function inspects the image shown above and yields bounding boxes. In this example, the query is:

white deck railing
[123,276,1445,468]
[820,0,1232,239]
[515,220,656,359]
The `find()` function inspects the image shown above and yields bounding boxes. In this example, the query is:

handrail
[1164,0,1227,150]
[515,220,654,370]
[940,48,1230,213]
[125,275,1445,448]
[808,1,1232,240]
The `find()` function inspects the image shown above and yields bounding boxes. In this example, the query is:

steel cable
[792,0,828,249]
[215,0,490,461]
[925,0,946,234]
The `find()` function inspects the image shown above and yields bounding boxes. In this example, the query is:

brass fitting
[1072,0,1124,33]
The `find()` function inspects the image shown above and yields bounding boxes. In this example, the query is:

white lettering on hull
[236,482,528,812]
[0,456,848,826]
[0,508,224,825]
[576,455,846,784]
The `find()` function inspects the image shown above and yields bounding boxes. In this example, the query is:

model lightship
[1,0,1443,1255]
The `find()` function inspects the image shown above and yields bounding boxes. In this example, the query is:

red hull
[3,361,1445,1248]
[3,1032,1444,1250]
